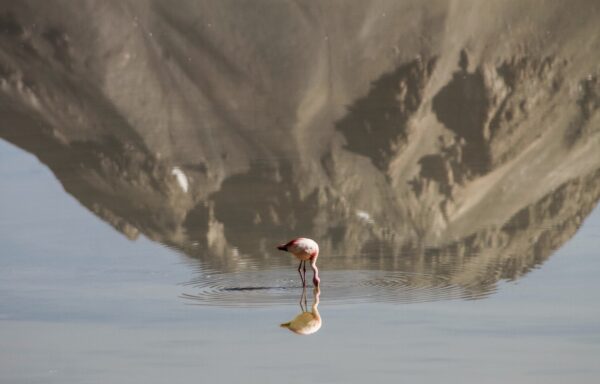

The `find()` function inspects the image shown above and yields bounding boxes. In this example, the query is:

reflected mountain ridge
[1,1,599,305]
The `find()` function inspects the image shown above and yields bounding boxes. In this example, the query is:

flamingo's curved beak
[277,245,287,251]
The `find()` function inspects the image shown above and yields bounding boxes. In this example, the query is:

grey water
[1,138,600,383]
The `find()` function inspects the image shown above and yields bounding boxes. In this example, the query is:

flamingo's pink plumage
[277,237,320,287]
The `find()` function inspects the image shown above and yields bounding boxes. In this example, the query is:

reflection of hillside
[337,58,437,170]
[423,169,600,295]
[1,1,600,299]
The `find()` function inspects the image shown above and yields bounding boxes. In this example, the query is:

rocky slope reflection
[1,1,599,299]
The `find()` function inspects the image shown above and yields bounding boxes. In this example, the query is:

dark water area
[2,1,600,383]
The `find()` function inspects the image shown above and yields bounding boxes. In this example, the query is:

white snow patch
[171,166,189,193]
[356,210,374,224]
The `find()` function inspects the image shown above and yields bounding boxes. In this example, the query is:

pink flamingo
[277,238,320,287]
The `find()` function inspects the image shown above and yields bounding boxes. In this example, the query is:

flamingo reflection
[280,286,322,335]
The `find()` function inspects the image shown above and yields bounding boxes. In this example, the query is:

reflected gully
[280,286,322,336]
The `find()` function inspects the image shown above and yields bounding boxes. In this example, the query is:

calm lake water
[1,137,600,383]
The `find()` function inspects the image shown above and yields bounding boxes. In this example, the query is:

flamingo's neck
[311,260,320,286]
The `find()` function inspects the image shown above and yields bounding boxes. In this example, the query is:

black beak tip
[277,245,287,251]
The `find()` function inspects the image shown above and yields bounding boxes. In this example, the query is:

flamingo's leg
[303,286,308,310]
[299,286,307,311]
[303,261,307,285]
[298,260,306,287]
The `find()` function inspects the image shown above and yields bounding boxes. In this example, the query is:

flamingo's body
[277,237,320,287]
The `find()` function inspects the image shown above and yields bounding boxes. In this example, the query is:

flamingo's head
[313,275,320,287]
[277,239,297,252]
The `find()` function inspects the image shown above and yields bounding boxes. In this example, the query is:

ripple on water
[180,267,495,307]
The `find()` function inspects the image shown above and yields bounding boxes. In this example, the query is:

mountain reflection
[1,1,599,305]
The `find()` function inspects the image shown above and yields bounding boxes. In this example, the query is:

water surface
[1,138,600,383]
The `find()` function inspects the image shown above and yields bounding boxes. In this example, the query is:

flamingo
[277,237,320,287]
